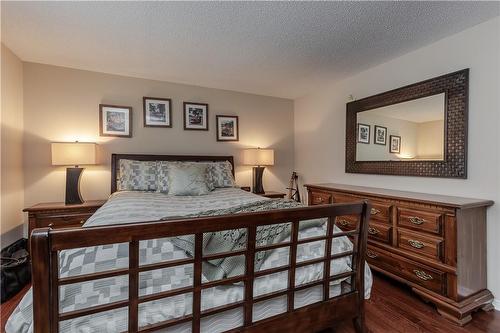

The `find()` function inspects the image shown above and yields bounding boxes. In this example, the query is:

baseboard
[493,299,500,311]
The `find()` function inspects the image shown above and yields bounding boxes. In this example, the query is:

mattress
[6,188,372,333]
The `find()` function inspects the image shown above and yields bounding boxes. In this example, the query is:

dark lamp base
[66,167,84,205]
[252,166,266,194]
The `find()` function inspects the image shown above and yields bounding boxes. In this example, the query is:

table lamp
[243,148,274,194]
[51,142,97,205]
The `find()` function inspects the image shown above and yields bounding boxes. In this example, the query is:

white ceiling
[2,1,499,99]
[369,93,445,123]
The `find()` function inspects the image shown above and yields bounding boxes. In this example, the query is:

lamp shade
[243,148,274,166]
[51,142,97,166]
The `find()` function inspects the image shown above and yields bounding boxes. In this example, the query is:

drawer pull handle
[409,216,425,225]
[413,270,433,281]
[408,240,424,249]
[371,208,381,215]
[366,250,378,259]
[48,223,53,228]
[337,219,349,227]
[368,227,379,235]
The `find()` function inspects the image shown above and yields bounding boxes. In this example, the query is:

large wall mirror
[346,69,468,178]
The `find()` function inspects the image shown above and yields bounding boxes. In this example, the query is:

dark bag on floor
[1,238,31,303]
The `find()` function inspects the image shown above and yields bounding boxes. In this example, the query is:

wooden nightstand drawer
[36,212,94,228]
[25,200,106,244]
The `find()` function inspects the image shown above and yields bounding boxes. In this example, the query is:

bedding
[6,188,372,333]
[166,163,211,196]
[118,160,157,191]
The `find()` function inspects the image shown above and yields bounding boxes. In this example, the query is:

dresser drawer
[397,230,443,262]
[398,207,443,235]
[366,246,446,294]
[335,215,358,231]
[309,191,332,205]
[367,221,392,244]
[332,192,359,203]
[369,202,391,224]
[36,212,92,229]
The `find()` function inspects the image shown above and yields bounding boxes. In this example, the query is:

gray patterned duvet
[6,188,372,333]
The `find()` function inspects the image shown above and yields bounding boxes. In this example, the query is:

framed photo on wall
[99,104,132,137]
[357,123,370,144]
[143,97,172,127]
[216,115,239,141]
[184,102,209,130]
[390,135,401,153]
[374,125,387,145]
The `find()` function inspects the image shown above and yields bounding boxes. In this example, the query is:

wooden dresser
[305,183,494,325]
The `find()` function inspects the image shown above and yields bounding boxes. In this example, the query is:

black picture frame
[143,97,172,128]
[389,135,401,154]
[374,125,387,145]
[216,115,239,142]
[183,102,209,130]
[357,123,370,144]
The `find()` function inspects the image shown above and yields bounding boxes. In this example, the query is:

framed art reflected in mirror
[345,69,468,178]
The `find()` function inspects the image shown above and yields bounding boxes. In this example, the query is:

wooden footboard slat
[244,225,257,326]
[192,233,203,333]
[287,220,299,312]
[128,240,139,332]
[31,201,371,333]
[59,299,130,321]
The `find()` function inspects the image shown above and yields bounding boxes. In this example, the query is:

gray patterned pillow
[156,161,171,193]
[118,160,157,191]
[206,161,235,188]
[167,163,211,196]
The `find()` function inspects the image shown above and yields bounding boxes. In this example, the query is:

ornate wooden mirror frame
[345,69,469,178]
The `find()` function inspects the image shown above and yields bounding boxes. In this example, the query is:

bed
[7,154,372,333]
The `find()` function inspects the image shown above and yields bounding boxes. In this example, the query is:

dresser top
[305,183,493,209]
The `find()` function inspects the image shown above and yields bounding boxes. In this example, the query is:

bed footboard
[31,201,370,333]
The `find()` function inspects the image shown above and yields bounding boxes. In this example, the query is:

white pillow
[167,163,211,196]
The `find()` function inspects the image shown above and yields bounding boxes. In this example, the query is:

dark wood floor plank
[1,272,499,333]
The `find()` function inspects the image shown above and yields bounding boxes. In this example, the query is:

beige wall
[1,44,24,248]
[294,17,500,304]
[416,120,444,159]
[22,63,294,207]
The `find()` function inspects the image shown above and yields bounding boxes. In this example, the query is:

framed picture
[143,97,171,127]
[99,104,132,137]
[374,125,387,145]
[357,123,370,144]
[184,102,208,130]
[390,135,401,153]
[216,115,239,141]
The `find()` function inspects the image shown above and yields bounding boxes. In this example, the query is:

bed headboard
[110,153,235,193]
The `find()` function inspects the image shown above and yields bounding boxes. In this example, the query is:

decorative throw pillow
[118,160,157,191]
[206,161,235,188]
[167,163,211,196]
[156,161,171,193]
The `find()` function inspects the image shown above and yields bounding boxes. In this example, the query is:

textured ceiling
[2,1,499,99]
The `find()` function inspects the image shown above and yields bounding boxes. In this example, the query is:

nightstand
[258,191,286,199]
[24,200,106,242]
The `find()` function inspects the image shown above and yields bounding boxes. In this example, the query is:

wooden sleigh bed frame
[30,154,371,333]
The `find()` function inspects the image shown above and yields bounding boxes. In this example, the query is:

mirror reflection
[356,93,445,161]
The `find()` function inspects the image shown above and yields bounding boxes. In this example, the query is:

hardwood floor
[1,272,498,332]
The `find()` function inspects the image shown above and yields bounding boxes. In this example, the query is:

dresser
[305,183,494,326]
